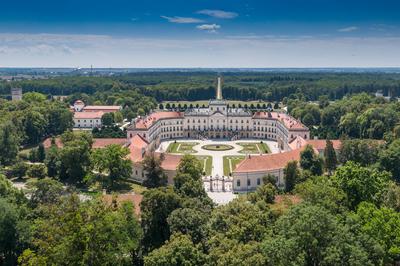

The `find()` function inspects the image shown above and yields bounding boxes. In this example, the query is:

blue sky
[1,0,400,67]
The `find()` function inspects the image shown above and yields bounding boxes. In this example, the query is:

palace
[127,77,310,151]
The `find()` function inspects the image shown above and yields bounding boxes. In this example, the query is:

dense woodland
[1,72,400,265]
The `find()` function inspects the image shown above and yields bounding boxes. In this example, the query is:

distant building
[11,88,22,101]
[70,100,121,129]
[375,90,391,101]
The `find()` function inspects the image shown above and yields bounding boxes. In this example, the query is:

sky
[1,0,400,68]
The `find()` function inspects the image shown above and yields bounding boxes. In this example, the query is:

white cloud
[161,16,204,24]
[197,9,238,19]
[0,33,400,68]
[196,24,221,33]
[338,26,359,32]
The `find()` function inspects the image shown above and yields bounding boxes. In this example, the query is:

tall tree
[141,187,182,252]
[284,160,300,192]
[324,139,337,175]
[142,153,167,188]
[58,132,92,184]
[0,122,19,166]
[300,144,323,176]
[379,139,400,182]
[334,162,390,209]
[90,144,132,189]
[144,234,207,266]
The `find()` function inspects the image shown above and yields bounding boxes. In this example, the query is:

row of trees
[3,72,400,104]
[289,93,400,140]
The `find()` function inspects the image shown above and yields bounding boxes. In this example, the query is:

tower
[216,76,223,100]
[11,88,22,101]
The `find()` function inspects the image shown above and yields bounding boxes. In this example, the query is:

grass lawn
[201,144,234,151]
[167,142,198,154]
[195,155,213,176]
[223,156,245,176]
[237,142,270,154]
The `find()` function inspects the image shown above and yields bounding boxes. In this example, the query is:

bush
[27,164,47,179]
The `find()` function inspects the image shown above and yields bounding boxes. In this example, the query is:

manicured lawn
[167,142,198,154]
[195,155,213,176]
[223,156,245,176]
[201,144,234,151]
[237,142,270,154]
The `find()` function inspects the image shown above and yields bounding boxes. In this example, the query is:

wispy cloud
[338,26,359,32]
[197,9,238,19]
[196,24,221,33]
[161,16,204,24]
[1,33,400,68]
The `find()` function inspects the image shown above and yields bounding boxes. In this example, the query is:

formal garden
[237,142,270,154]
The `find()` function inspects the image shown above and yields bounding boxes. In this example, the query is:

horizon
[1,0,400,68]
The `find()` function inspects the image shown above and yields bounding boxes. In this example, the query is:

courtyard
[158,139,280,177]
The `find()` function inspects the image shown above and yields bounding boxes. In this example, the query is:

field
[237,142,270,154]
[166,142,198,154]
[223,156,245,176]
[195,155,213,176]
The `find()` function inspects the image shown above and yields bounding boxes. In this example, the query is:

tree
[58,132,92,184]
[295,175,348,213]
[300,144,323,176]
[23,111,47,145]
[10,161,28,179]
[141,187,182,252]
[0,122,19,166]
[90,144,132,189]
[142,153,167,188]
[44,145,60,178]
[334,162,390,209]
[167,208,209,244]
[324,139,337,175]
[37,143,46,162]
[354,202,400,264]
[248,183,277,204]
[144,234,207,266]
[26,164,47,179]
[379,139,400,182]
[173,155,212,207]
[284,160,300,192]
[22,194,142,265]
[101,112,114,126]
[26,178,64,208]
[0,199,20,265]
[113,111,124,123]
[339,139,383,166]
[262,204,380,265]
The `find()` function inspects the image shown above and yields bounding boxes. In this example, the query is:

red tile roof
[83,106,121,112]
[234,148,305,173]
[134,111,183,129]
[159,153,182,171]
[253,111,308,130]
[307,139,342,151]
[129,135,149,163]
[73,111,104,119]
[92,138,127,148]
